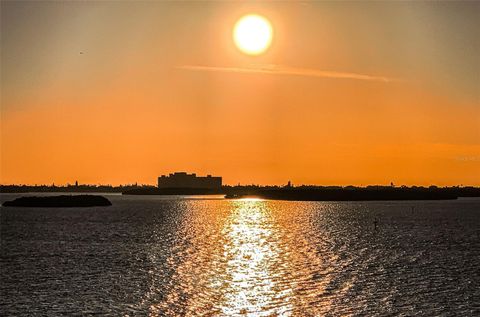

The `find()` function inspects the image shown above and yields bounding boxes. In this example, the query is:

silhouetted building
[158,172,222,189]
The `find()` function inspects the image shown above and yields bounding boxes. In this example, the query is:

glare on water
[1,194,479,316]
[150,199,336,316]
[219,200,293,315]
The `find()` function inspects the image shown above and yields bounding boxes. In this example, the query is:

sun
[233,14,273,56]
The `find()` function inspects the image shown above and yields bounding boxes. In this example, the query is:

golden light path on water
[218,199,293,315]
[145,199,343,316]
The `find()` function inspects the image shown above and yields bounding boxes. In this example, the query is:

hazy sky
[1,1,479,186]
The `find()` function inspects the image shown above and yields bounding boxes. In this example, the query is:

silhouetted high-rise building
[158,172,222,189]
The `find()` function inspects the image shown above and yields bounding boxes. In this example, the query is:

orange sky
[1,2,479,186]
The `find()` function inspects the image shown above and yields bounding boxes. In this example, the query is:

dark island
[2,195,112,207]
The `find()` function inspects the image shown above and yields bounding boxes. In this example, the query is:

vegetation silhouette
[122,185,480,201]
[2,184,479,202]
[0,184,144,193]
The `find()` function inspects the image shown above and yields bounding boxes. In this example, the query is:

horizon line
[1,183,478,188]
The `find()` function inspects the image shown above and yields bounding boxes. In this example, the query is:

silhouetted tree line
[2,184,479,200]
[220,185,480,200]
[0,184,155,193]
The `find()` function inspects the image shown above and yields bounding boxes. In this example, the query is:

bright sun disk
[233,14,273,56]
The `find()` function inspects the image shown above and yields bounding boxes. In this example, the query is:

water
[1,194,479,316]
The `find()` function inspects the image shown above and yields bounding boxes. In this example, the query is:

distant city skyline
[158,172,222,189]
[1,1,479,186]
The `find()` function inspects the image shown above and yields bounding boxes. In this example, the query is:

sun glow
[233,14,273,55]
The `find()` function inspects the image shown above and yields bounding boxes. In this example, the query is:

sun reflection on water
[217,200,294,316]
[148,199,335,316]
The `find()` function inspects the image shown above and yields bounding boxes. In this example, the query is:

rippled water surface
[1,194,479,316]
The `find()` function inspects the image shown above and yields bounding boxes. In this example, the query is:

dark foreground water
[1,194,479,316]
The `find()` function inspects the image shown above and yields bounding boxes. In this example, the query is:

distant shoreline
[122,186,479,201]
[2,185,479,202]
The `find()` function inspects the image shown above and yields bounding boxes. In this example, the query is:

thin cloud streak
[177,64,398,83]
